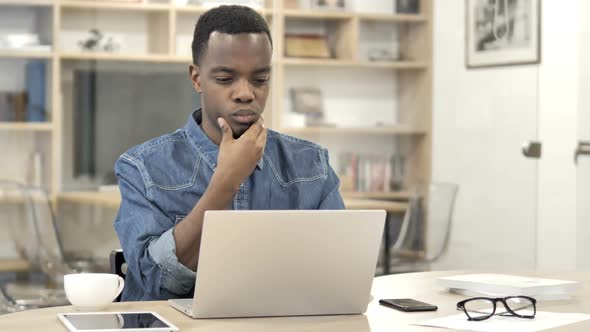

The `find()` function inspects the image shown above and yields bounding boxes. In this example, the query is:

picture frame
[465,0,540,68]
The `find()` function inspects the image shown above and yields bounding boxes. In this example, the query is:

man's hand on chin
[213,117,267,192]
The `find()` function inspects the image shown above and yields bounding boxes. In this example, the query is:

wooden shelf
[281,57,427,69]
[341,191,412,200]
[59,1,169,12]
[174,6,270,18]
[344,198,407,213]
[283,10,426,22]
[358,61,428,69]
[281,58,353,67]
[357,13,427,23]
[59,52,188,63]
[0,50,53,59]
[283,9,353,20]
[167,56,193,63]
[173,4,206,14]
[57,191,121,209]
[281,126,426,135]
[0,122,53,131]
[0,258,30,273]
[0,0,54,6]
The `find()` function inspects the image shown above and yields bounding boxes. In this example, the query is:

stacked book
[0,60,47,122]
[438,274,581,301]
[338,153,405,193]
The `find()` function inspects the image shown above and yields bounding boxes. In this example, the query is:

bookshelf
[59,1,170,11]
[59,52,183,62]
[283,9,353,19]
[0,0,432,204]
[280,57,428,69]
[281,126,426,135]
[0,258,30,273]
[0,50,54,59]
[0,0,53,5]
[0,122,53,131]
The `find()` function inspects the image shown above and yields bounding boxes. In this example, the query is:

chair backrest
[0,181,72,281]
[0,181,36,262]
[423,183,458,262]
[26,186,72,277]
[109,249,126,302]
[393,183,459,262]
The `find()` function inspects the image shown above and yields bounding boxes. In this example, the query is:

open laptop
[168,209,386,318]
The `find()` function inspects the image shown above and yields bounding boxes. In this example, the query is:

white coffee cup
[64,273,124,311]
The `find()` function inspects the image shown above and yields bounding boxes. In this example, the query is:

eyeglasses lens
[506,297,535,318]
[464,299,495,320]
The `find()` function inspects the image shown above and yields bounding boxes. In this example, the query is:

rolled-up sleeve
[114,155,195,300]
[318,150,345,210]
[147,228,195,294]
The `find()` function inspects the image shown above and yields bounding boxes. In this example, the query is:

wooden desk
[344,198,407,213]
[56,191,408,213]
[1,271,589,331]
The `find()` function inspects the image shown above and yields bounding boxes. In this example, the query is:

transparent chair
[388,182,459,274]
[0,181,105,313]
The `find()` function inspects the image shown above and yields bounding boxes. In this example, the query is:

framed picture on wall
[466,0,540,68]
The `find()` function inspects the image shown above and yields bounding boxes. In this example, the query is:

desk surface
[57,191,408,212]
[1,270,589,331]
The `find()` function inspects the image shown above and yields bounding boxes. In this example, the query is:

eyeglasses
[456,296,537,321]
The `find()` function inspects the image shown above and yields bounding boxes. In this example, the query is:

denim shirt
[114,110,345,302]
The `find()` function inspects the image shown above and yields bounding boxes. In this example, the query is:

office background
[0,0,589,282]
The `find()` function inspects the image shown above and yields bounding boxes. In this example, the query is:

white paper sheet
[413,311,590,332]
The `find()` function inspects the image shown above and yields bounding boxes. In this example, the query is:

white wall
[536,0,579,271]
[433,0,587,271]
[432,0,540,270]
[577,0,590,271]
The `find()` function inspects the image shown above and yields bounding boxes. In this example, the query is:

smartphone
[379,298,438,312]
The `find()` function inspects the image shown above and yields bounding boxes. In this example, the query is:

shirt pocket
[266,149,327,188]
[144,144,202,191]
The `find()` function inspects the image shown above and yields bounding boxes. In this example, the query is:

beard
[230,120,255,139]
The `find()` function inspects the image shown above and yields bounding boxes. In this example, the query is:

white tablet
[57,311,179,332]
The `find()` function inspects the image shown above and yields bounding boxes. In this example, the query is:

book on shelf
[0,60,47,123]
[338,152,404,194]
[25,60,47,122]
[0,92,27,122]
[0,93,10,122]
[285,34,331,59]
[438,274,581,300]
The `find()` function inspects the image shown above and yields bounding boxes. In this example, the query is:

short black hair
[191,5,273,65]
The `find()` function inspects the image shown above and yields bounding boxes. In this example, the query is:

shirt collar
[184,109,264,170]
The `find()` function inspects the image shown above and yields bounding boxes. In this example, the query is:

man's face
[190,32,272,142]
